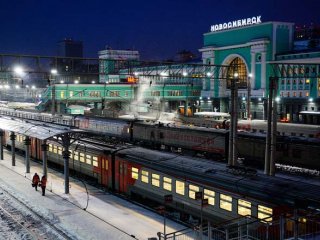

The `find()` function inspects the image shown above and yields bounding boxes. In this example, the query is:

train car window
[69,150,73,159]
[238,199,251,216]
[92,156,98,167]
[86,154,92,164]
[80,153,85,162]
[48,144,53,152]
[175,181,185,195]
[74,151,79,161]
[141,170,149,183]
[152,174,160,187]
[258,205,273,222]
[131,167,139,180]
[189,185,200,199]
[53,145,58,154]
[163,177,172,191]
[58,147,63,155]
[204,189,215,206]
[220,194,232,211]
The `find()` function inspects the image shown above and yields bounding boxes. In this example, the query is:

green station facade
[200,20,320,123]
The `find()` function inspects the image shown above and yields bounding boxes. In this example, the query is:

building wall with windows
[199,21,320,123]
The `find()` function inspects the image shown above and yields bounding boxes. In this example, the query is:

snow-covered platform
[0,150,189,240]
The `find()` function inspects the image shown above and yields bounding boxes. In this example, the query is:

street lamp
[50,69,58,115]
[14,66,24,87]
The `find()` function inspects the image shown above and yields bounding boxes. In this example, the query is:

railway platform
[0,149,190,240]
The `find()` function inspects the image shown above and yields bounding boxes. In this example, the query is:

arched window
[226,57,248,89]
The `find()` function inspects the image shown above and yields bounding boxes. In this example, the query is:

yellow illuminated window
[189,184,199,199]
[48,144,53,152]
[163,177,172,191]
[131,167,139,180]
[80,153,85,162]
[69,150,73,159]
[306,79,310,84]
[220,194,232,211]
[73,151,79,161]
[306,92,309,97]
[69,91,74,97]
[86,154,92,164]
[53,145,58,154]
[58,147,62,155]
[238,199,251,216]
[176,180,185,195]
[204,189,215,206]
[141,170,149,183]
[92,156,98,167]
[60,91,65,99]
[258,205,273,222]
[152,174,160,187]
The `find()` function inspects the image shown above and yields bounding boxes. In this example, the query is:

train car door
[115,157,128,193]
[99,155,110,187]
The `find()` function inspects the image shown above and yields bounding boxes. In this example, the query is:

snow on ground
[0,150,190,240]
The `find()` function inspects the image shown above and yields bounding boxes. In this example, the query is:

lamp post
[247,73,252,120]
[14,66,24,86]
[228,72,239,166]
[50,69,58,115]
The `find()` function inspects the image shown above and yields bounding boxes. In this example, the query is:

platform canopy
[0,116,83,140]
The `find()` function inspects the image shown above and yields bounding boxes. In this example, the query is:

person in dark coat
[40,175,47,196]
[32,173,40,191]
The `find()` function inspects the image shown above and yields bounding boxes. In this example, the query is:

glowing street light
[51,69,58,75]
[31,85,36,89]
[14,66,24,75]
[309,98,313,102]
[275,97,280,102]
[206,72,212,77]
[182,72,188,77]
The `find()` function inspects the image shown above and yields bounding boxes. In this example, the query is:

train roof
[118,147,320,210]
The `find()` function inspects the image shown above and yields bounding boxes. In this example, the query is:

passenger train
[4,131,320,233]
[0,107,320,170]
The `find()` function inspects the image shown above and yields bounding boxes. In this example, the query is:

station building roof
[0,116,83,140]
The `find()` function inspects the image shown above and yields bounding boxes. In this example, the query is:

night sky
[0,0,319,60]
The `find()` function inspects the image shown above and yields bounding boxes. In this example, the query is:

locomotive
[0,107,320,170]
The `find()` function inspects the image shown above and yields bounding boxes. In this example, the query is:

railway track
[0,186,73,240]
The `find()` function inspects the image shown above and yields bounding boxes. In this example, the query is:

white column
[261,52,267,89]
[250,52,256,89]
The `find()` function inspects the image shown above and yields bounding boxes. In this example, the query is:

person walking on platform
[40,175,47,196]
[32,173,40,191]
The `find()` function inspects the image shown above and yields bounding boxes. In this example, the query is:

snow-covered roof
[0,116,82,140]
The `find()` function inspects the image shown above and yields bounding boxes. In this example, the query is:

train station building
[199,17,320,124]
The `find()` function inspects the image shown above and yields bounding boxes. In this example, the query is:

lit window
[258,205,273,222]
[306,79,310,84]
[58,147,62,155]
[152,174,160,187]
[80,153,85,162]
[163,177,172,191]
[204,189,215,206]
[238,199,251,216]
[92,156,98,167]
[74,151,79,161]
[48,144,53,152]
[306,92,309,97]
[60,91,65,99]
[293,92,296,97]
[220,194,232,211]
[176,180,185,195]
[141,170,149,183]
[86,154,92,164]
[131,167,139,180]
[53,145,58,154]
[69,150,73,159]
[189,184,200,199]
[69,91,74,97]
